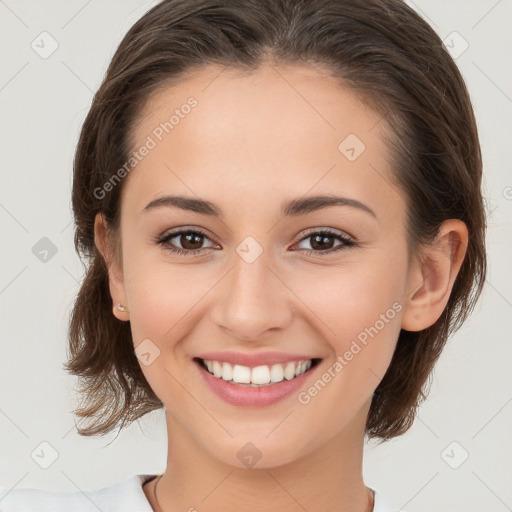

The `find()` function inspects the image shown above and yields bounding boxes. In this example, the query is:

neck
[149,406,374,512]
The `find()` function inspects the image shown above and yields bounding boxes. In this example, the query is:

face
[103,63,414,468]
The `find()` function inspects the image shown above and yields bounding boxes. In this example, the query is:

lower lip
[194,359,320,407]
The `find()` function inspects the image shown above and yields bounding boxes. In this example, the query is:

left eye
[293,230,356,255]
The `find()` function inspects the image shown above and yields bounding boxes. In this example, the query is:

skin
[94,63,468,512]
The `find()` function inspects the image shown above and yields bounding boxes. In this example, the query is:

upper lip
[195,351,321,368]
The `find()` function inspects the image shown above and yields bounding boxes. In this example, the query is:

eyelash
[155,227,356,257]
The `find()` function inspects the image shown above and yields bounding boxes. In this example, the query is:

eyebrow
[142,194,376,219]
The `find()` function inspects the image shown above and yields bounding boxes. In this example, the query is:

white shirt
[0,474,405,511]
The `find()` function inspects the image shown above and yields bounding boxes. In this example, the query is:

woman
[0,0,486,510]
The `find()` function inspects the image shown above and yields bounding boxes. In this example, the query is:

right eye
[156,228,219,256]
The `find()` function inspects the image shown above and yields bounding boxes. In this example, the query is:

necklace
[151,474,164,512]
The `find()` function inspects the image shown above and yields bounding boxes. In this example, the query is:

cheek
[286,248,408,392]
[287,257,406,348]
[120,226,215,341]
[125,266,215,344]
[286,268,405,444]
[123,266,213,406]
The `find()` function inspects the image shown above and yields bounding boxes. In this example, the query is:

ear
[401,219,468,332]
[94,212,129,321]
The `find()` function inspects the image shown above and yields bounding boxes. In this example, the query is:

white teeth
[212,360,223,378]
[232,364,251,383]
[251,365,271,385]
[269,364,284,383]
[201,358,314,386]
[284,361,296,380]
[221,362,233,381]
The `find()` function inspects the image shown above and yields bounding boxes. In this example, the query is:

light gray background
[0,1,511,511]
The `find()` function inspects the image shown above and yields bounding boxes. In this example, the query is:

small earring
[115,303,128,312]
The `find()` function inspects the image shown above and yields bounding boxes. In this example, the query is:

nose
[210,249,293,342]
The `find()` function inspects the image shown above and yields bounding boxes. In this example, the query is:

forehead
[131,62,385,149]
[124,63,401,220]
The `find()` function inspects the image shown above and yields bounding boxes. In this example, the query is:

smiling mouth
[194,357,322,387]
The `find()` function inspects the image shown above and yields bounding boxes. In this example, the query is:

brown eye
[157,229,218,255]
[177,232,204,250]
[294,229,356,256]
[309,233,336,250]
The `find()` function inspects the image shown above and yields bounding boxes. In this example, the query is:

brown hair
[64,0,487,440]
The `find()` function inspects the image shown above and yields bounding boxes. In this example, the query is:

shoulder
[0,474,157,511]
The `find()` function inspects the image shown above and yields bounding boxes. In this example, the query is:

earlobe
[401,220,468,332]
[94,212,128,321]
